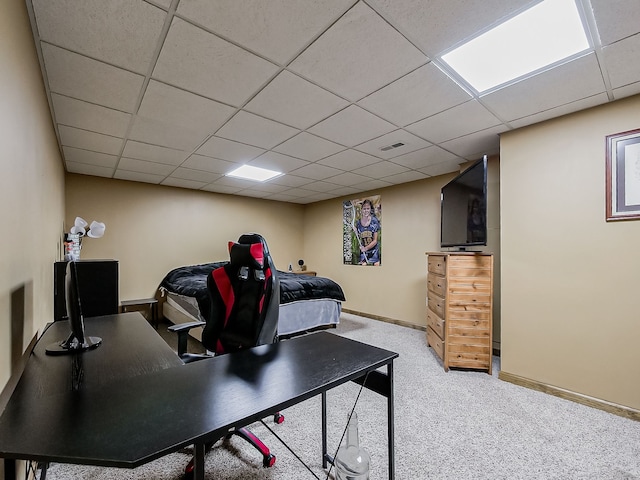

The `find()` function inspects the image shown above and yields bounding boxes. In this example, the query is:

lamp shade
[87,221,106,238]
[70,216,88,236]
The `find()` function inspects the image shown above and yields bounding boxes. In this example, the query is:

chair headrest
[228,241,264,269]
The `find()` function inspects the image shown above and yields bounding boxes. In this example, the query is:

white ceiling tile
[289,2,426,101]
[317,149,381,170]
[324,171,370,186]
[122,140,185,166]
[249,152,309,173]
[129,116,207,151]
[150,0,172,9]
[279,187,317,198]
[481,54,606,122]
[181,155,237,174]
[114,170,165,184]
[299,180,342,193]
[42,43,144,112]
[367,0,534,57]
[201,183,244,195]
[602,34,640,90]
[51,94,131,138]
[58,125,123,155]
[273,132,345,161]
[296,192,336,203]
[290,162,344,180]
[439,126,503,159]
[63,146,118,168]
[153,18,279,106]
[32,0,166,73]
[215,111,299,149]
[266,192,306,202]
[406,101,501,144]
[391,146,459,169]
[117,157,175,176]
[350,161,409,178]
[591,0,640,45]
[239,183,290,195]
[176,0,352,64]
[508,94,609,129]
[309,105,396,147]
[380,170,429,184]
[196,137,265,162]
[418,159,462,177]
[138,81,235,137]
[235,189,270,199]
[269,175,313,188]
[325,185,362,197]
[355,129,432,159]
[358,63,471,126]
[161,177,208,189]
[353,179,394,191]
[245,71,349,129]
[171,167,220,183]
[66,162,114,177]
[612,82,640,100]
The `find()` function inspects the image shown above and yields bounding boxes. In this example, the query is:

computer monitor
[46,261,102,355]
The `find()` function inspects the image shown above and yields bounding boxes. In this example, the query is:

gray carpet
[44,313,640,479]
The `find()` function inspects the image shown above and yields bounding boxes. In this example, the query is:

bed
[159,262,345,341]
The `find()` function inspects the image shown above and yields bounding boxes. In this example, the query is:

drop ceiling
[26,0,640,203]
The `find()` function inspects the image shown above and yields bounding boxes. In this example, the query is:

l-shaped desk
[0,313,398,480]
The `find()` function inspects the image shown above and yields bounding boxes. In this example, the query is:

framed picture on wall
[342,195,382,266]
[606,128,640,221]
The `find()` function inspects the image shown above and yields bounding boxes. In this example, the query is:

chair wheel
[273,413,284,424]
[183,470,194,480]
[263,453,276,468]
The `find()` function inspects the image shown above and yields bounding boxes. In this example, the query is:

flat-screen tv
[46,261,102,355]
[440,155,488,250]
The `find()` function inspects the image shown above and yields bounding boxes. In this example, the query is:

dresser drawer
[426,308,445,338]
[426,326,444,361]
[427,273,446,297]
[427,290,445,319]
[427,255,446,276]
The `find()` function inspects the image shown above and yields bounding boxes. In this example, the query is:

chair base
[183,426,277,479]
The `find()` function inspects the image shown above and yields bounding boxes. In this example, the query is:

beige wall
[302,156,501,339]
[65,174,305,301]
[0,0,65,410]
[500,94,640,410]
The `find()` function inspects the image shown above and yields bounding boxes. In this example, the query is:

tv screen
[440,156,488,249]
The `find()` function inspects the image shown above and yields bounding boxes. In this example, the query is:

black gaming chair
[168,233,282,477]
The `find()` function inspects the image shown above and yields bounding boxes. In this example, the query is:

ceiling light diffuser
[226,165,282,182]
[441,0,590,93]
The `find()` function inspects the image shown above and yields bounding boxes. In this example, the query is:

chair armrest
[167,321,206,357]
[167,321,206,333]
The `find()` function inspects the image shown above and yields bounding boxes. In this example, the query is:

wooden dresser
[425,252,493,374]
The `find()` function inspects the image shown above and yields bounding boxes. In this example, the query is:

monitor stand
[45,333,102,356]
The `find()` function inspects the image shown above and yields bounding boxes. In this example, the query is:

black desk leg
[387,361,395,480]
[3,458,16,480]
[193,442,205,480]
[321,391,328,468]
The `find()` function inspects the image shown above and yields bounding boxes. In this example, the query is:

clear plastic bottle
[334,412,370,480]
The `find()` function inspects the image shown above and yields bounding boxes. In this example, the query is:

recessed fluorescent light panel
[441,0,590,93]
[226,165,282,182]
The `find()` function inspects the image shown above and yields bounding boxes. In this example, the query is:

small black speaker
[54,260,119,321]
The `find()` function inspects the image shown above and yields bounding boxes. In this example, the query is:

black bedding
[160,262,345,321]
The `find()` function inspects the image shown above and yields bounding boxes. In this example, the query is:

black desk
[0,313,398,480]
